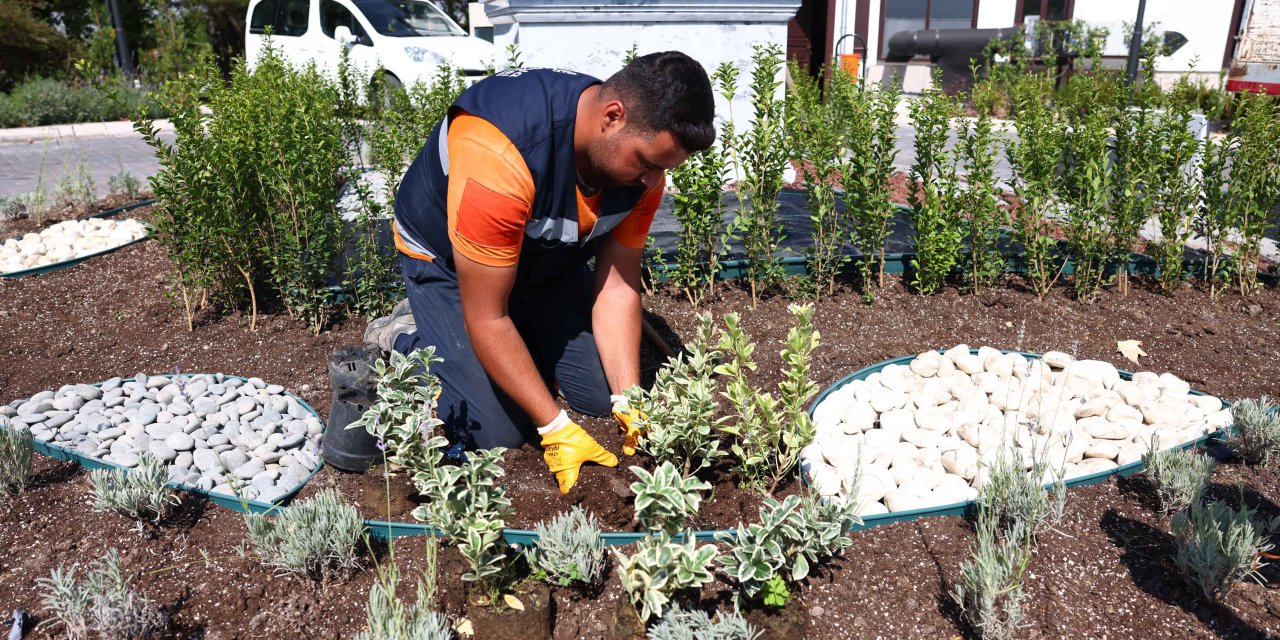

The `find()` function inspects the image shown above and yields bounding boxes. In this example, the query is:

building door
[788,0,836,79]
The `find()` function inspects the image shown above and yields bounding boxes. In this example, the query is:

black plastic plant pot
[322,344,383,473]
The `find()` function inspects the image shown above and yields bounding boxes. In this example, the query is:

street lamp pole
[105,0,133,83]
[1125,0,1148,85]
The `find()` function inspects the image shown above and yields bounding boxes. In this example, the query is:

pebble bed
[0,374,324,503]
[336,170,393,222]
[802,346,1233,516]
[0,219,149,274]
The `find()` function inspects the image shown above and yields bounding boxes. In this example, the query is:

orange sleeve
[447,112,535,267]
[609,173,666,250]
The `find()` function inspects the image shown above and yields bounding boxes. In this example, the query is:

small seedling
[953,515,1031,640]
[243,487,364,579]
[38,549,168,640]
[89,453,180,527]
[615,534,718,622]
[530,505,607,588]
[630,462,711,536]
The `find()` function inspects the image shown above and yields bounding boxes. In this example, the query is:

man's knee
[561,373,612,417]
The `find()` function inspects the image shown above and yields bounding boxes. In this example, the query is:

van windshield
[353,0,466,37]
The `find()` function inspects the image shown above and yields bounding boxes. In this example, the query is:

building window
[881,0,978,57]
[1017,0,1071,26]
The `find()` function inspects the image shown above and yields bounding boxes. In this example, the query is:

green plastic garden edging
[3,373,325,514]
[0,198,158,279]
[807,349,1235,531]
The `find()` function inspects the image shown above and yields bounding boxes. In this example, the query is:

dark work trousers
[393,254,612,450]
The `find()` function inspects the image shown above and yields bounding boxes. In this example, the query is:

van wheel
[368,71,403,109]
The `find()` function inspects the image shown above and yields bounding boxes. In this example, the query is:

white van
[245,0,495,89]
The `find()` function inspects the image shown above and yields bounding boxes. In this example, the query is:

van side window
[277,0,311,37]
[321,0,368,43]
[249,0,279,34]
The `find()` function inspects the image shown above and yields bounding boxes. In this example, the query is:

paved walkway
[0,121,173,200]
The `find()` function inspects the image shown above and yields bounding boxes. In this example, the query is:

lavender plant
[39,550,168,640]
[727,44,790,306]
[243,487,364,579]
[627,314,725,476]
[530,506,607,588]
[1142,439,1216,513]
[356,560,453,640]
[648,606,761,640]
[89,452,180,527]
[1172,498,1280,602]
[953,512,1032,640]
[0,425,33,502]
[907,75,964,295]
[1228,397,1280,465]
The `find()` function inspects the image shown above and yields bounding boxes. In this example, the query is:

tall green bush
[668,146,728,306]
[907,76,963,295]
[138,47,346,333]
[787,61,848,299]
[726,44,790,306]
[958,73,1008,293]
[1006,75,1068,298]
[1059,71,1122,301]
[831,71,899,301]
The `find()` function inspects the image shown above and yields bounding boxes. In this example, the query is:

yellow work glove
[611,392,647,456]
[540,410,618,494]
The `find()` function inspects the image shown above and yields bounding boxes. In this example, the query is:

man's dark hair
[601,51,716,152]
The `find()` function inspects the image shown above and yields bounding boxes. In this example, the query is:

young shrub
[1171,498,1279,601]
[628,314,725,476]
[1228,397,1280,465]
[0,424,34,502]
[615,535,719,623]
[1143,82,1201,293]
[830,72,900,301]
[1142,440,1216,513]
[716,493,861,608]
[1195,133,1236,297]
[1058,72,1121,302]
[54,158,97,212]
[89,452,180,526]
[38,549,168,640]
[726,43,790,306]
[530,505,607,588]
[413,446,515,599]
[957,73,1008,293]
[787,61,849,299]
[356,560,453,640]
[648,606,761,640]
[243,487,364,579]
[906,74,964,295]
[1222,93,1280,296]
[631,462,712,537]
[953,514,1032,640]
[718,304,819,494]
[668,144,728,306]
[350,347,449,475]
[1006,75,1069,299]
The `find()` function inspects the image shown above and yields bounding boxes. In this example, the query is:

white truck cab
[245,0,495,88]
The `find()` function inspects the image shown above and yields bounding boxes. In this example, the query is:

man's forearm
[468,315,562,427]
[592,285,642,395]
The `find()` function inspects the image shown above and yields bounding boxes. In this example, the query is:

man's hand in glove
[540,410,618,494]
[611,392,647,456]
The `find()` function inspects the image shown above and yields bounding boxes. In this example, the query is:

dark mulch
[2,199,1280,638]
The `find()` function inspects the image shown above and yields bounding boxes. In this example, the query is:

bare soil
[2,200,1280,638]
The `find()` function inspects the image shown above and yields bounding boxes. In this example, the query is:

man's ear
[601,98,626,133]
